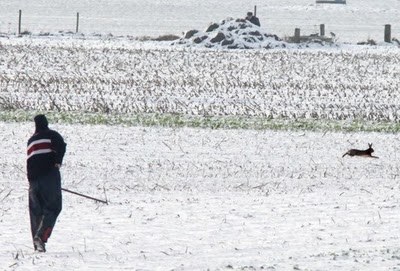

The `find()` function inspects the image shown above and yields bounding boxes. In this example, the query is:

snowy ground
[1,2,400,270]
[0,0,399,43]
[2,122,400,270]
[1,36,400,124]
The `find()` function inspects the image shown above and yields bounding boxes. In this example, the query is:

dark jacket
[27,128,66,182]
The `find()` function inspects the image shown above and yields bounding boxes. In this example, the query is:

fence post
[384,24,391,43]
[320,24,325,36]
[18,10,22,36]
[76,12,80,33]
[294,28,300,43]
[254,5,257,16]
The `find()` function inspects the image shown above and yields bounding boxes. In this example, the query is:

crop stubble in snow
[1,122,400,270]
[1,38,400,124]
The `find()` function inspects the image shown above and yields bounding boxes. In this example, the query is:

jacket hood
[34,114,49,132]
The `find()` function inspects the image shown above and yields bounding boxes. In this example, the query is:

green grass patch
[1,109,399,133]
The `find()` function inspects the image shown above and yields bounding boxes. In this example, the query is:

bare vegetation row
[1,39,400,122]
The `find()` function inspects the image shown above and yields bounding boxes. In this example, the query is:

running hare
[342,143,378,158]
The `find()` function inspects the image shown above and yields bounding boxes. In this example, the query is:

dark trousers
[29,168,62,243]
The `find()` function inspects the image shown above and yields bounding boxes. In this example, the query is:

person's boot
[33,237,46,252]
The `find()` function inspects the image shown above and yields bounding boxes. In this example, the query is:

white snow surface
[0,2,399,269]
[2,122,400,270]
[0,0,399,43]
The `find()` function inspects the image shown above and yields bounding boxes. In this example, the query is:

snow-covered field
[0,0,399,43]
[1,37,400,125]
[2,122,400,270]
[1,1,400,269]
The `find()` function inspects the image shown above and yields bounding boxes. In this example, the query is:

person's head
[34,114,49,132]
[246,12,253,19]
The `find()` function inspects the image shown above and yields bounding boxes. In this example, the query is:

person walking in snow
[27,114,67,252]
[246,11,260,27]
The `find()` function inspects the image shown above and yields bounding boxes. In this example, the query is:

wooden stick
[62,188,108,204]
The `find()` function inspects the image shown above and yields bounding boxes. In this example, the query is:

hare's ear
[368,143,373,148]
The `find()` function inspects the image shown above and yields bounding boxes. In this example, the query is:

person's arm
[52,131,67,167]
